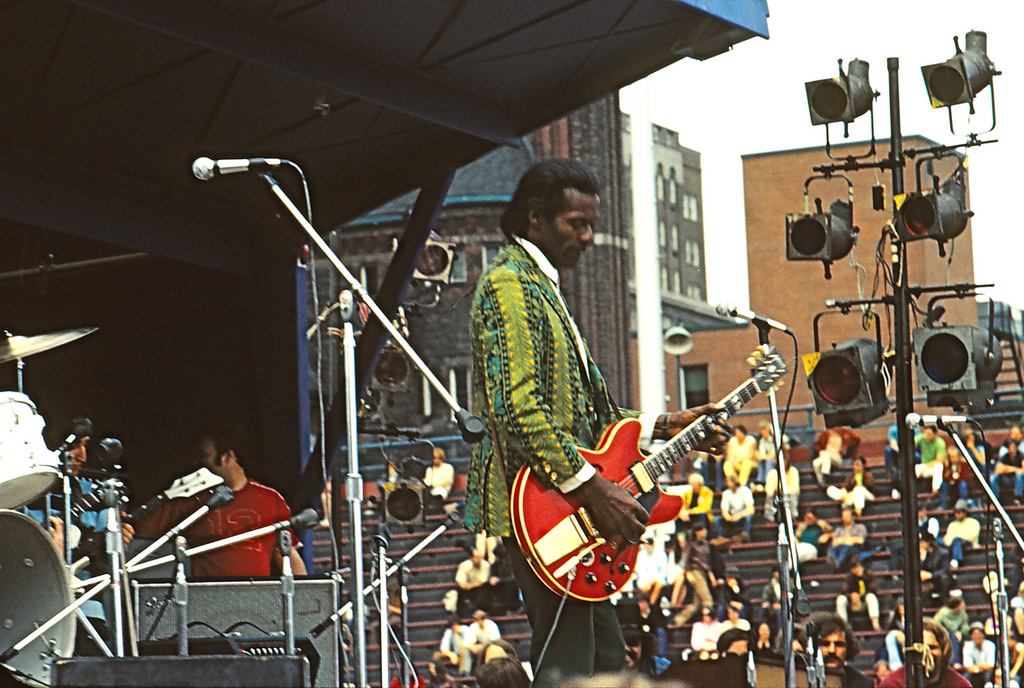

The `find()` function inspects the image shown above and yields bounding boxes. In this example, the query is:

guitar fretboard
[641,376,768,481]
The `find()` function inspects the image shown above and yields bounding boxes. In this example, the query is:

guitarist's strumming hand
[572,473,649,546]
[654,403,730,454]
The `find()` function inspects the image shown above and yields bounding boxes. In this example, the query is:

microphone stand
[257,171,485,688]
[944,427,1024,688]
[101,480,127,657]
[310,513,460,640]
[373,526,391,688]
[173,535,189,657]
[279,530,297,656]
[752,321,804,688]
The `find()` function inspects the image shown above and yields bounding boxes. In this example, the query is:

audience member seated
[941,448,973,510]
[438,614,473,676]
[991,436,1024,505]
[943,500,980,570]
[914,425,947,497]
[759,566,782,634]
[465,609,502,669]
[716,627,750,658]
[884,422,901,487]
[672,472,713,529]
[716,474,754,543]
[723,425,758,488]
[754,420,789,489]
[934,591,970,666]
[763,462,800,523]
[890,502,940,571]
[689,606,723,659]
[918,532,953,603]
[836,559,881,630]
[487,543,520,614]
[423,447,455,511]
[812,427,861,486]
[666,528,689,608]
[633,538,669,605]
[881,597,906,670]
[475,655,530,688]
[455,548,494,616]
[795,509,833,564]
[719,600,751,635]
[827,506,871,572]
[716,566,752,621]
[675,521,724,624]
[753,621,776,657]
[627,596,670,659]
[826,456,877,516]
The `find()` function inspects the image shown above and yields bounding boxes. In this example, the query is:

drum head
[0,392,60,509]
[0,510,76,685]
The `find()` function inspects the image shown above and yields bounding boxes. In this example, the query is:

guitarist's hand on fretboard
[573,474,649,546]
[657,403,730,454]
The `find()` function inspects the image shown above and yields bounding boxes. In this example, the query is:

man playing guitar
[465,159,731,688]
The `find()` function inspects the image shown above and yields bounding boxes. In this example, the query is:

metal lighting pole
[887,56,926,688]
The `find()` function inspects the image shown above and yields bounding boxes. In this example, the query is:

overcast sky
[621,0,1021,312]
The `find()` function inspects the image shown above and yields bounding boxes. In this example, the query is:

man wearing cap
[943,500,980,569]
[960,622,995,688]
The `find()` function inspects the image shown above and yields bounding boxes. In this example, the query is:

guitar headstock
[164,466,225,500]
[746,345,787,393]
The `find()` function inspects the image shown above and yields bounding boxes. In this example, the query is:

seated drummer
[133,423,307,578]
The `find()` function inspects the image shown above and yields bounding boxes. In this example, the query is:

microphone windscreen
[290,507,320,529]
[206,485,234,510]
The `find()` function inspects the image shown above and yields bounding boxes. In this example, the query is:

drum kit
[0,327,95,685]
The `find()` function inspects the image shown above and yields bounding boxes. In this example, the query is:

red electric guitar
[510,345,786,601]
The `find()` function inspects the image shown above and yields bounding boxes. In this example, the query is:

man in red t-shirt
[135,425,307,578]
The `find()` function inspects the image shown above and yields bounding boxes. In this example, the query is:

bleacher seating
[310,432,1024,685]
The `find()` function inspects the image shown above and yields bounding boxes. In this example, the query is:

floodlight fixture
[805,58,874,125]
[922,30,997,110]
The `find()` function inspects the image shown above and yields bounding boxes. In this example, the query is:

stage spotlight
[922,30,997,109]
[807,338,889,428]
[914,325,1002,411]
[413,239,456,284]
[896,167,972,244]
[381,482,425,527]
[805,58,874,125]
[786,199,857,262]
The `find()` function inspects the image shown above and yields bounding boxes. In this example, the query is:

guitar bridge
[532,508,599,567]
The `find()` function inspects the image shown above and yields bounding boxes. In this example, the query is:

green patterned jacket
[464,243,637,537]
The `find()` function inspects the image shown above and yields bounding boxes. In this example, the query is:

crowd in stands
[416,421,1024,687]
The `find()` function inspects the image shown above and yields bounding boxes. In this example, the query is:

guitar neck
[642,376,764,481]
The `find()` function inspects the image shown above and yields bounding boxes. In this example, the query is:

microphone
[905,412,969,428]
[191,156,283,181]
[286,507,320,530]
[716,303,792,334]
[57,417,93,453]
[205,485,235,510]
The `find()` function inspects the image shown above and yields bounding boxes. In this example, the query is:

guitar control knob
[585,572,597,584]
[599,553,612,565]
[617,562,631,574]
[605,581,616,593]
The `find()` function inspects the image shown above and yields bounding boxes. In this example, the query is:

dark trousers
[504,536,626,688]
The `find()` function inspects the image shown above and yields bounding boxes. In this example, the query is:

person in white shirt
[632,538,668,605]
[424,446,456,509]
[716,474,754,542]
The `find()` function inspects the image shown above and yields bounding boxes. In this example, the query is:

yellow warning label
[802,351,821,377]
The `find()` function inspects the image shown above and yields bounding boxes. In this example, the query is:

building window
[656,163,664,200]
[671,225,680,252]
[658,220,666,247]
[686,283,703,300]
[668,168,678,205]
[673,269,681,294]
[679,364,710,408]
[661,266,668,291]
[685,239,701,267]
[682,195,700,223]
[449,247,467,283]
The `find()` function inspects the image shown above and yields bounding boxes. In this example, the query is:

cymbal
[0,327,98,364]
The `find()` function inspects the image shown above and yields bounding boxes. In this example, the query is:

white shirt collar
[516,237,559,287]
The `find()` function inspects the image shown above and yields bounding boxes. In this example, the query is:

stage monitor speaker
[132,579,338,688]
[53,655,308,687]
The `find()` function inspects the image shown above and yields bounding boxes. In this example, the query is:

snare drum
[0,392,60,509]
[0,509,76,686]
